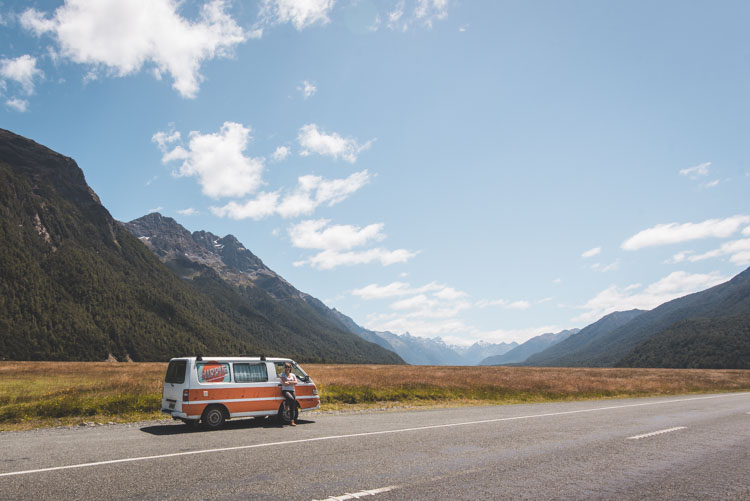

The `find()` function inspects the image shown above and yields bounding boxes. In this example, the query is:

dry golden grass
[306,364,750,398]
[2,362,749,430]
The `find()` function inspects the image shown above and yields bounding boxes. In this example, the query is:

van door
[162,359,188,414]
[230,362,277,416]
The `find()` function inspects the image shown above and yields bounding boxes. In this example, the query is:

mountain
[523,310,646,366]
[122,213,403,364]
[525,267,750,367]
[327,308,399,353]
[0,128,401,363]
[453,340,518,365]
[368,331,517,365]
[478,329,580,365]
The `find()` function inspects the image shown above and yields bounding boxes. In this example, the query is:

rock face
[124,213,314,299]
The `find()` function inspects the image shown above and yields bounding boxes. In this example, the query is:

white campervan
[161,356,320,429]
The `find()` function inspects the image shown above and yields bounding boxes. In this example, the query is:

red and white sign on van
[200,363,229,383]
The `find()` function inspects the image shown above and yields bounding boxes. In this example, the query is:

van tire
[278,402,298,424]
[201,405,227,430]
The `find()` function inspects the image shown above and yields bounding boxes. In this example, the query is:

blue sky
[2,0,749,346]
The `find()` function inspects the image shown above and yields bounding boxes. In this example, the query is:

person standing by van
[280,363,298,426]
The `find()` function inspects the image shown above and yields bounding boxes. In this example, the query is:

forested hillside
[618,314,750,369]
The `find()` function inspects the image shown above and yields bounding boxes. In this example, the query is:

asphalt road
[1,392,749,500]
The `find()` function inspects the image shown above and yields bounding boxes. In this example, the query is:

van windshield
[165,360,187,384]
[275,362,308,380]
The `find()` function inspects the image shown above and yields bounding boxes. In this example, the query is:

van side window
[165,360,186,384]
[234,363,268,383]
[196,362,231,383]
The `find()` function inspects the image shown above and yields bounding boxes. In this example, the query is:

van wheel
[278,402,291,424]
[201,405,226,430]
[278,402,299,424]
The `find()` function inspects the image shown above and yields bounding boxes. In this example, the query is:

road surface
[1,392,749,500]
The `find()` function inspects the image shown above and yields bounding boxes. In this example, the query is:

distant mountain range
[478,329,580,365]
[2,127,749,368]
[371,331,517,366]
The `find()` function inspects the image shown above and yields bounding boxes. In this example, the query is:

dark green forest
[619,314,750,369]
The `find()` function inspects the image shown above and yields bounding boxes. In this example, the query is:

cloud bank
[622,215,750,250]
[21,0,247,98]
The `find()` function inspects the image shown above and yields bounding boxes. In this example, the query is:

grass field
[2,362,750,431]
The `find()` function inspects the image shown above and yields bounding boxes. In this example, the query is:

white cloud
[683,239,750,266]
[352,281,443,300]
[258,0,335,30]
[177,208,199,216]
[367,314,471,340]
[298,80,317,99]
[705,179,720,188]
[433,287,467,300]
[573,270,727,324]
[679,161,711,179]
[210,170,371,220]
[288,219,417,270]
[289,219,385,250]
[294,247,418,270]
[476,299,531,310]
[451,325,563,346]
[387,0,449,31]
[581,246,601,258]
[271,145,290,162]
[591,260,620,272]
[298,124,374,163]
[622,215,750,250]
[5,98,29,112]
[744,226,750,237]
[210,192,280,220]
[152,129,181,150]
[278,170,371,216]
[667,250,692,264]
[0,55,43,95]
[391,294,435,311]
[21,0,247,98]
[155,122,265,199]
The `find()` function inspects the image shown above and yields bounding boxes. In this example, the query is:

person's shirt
[281,372,297,391]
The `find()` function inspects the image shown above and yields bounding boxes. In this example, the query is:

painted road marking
[627,426,687,440]
[1,392,748,478]
[312,485,399,500]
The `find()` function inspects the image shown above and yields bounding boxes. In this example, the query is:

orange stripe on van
[188,386,280,402]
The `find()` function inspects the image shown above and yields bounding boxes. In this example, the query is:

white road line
[311,485,399,500]
[1,392,747,478]
[627,426,687,440]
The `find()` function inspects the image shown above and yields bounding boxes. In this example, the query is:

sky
[2,0,749,347]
